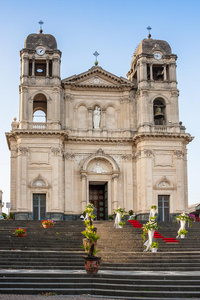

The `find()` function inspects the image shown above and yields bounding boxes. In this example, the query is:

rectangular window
[158,195,170,222]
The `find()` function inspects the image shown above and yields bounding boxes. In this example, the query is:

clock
[154,52,162,60]
[36,48,45,56]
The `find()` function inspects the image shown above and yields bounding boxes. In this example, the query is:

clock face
[37,48,45,56]
[154,52,162,60]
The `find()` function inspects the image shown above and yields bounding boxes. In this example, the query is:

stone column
[112,175,119,210]
[64,152,75,215]
[81,174,87,211]
[32,57,35,77]
[150,63,153,81]
[46,57,49,77]
[163,64,167,81]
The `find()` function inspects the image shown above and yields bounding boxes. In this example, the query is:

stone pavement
[0,296,123,300]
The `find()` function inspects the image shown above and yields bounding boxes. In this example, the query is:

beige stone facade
[6,30,193,221]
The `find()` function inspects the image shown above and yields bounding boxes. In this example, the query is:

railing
[29,122,47,130]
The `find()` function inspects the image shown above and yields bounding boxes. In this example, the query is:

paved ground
[0,296,124,300]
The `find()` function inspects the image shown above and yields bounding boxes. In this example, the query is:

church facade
[6,29,193,221]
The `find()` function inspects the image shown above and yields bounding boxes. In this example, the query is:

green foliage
[150,205,157,210]
[151,242,159,249]
[8,212,14,219]
[141,230,147,246]
[128,210,134,216]
[108,215,113,220]
[118,221,125,227]
[81,227,100,242]
[2,213,7,219]
[81,203,100,257]
[179,229,188,236]
[143,221,160,232]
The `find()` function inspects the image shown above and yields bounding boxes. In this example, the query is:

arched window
[33,93,47,122]
[153,98,165,125]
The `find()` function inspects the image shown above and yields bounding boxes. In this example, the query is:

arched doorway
[80,149,120,219]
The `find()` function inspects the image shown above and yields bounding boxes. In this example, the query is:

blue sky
[0,0,200,212]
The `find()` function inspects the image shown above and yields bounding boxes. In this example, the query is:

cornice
[132,132,194,144]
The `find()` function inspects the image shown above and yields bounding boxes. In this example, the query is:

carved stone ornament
[64,152,75,160]
[174,150,184,158]
[18,147,29,155]
[51,147,61,156]
[121,154,133,161]
[132,151,141,159]
[154,176,175,190]
[144,149,153,157]
[92,162,108,173]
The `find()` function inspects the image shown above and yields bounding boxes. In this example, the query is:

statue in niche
[92,162,107,173]
[93,106,101,129]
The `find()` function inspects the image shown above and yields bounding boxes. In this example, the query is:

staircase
[0,220,200,298]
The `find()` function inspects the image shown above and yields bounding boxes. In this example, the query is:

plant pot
[18,233,26,238]
[180,234,185,239]
[84,256,101,274]
[43,224,51,228]
[151,248,157,253]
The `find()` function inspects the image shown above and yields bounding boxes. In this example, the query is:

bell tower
[19,21,62,130]
[127,30,193,221]
[127,30,179,131]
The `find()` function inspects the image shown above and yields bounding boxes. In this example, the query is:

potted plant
[108,215,113,221]
[41,219,56,228]
[14,228,26,237]
[179,229,188,239]
[150,242,159,253]
[81,203,101,274]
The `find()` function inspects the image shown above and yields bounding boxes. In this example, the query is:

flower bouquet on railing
[142,221,160,252]
[149,204,157,221]
[114,206,126,228]
[14,228,26,237]
[175,213,192,238]
[41,219,56,228]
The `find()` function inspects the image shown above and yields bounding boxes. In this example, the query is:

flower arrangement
[118,221,125,227]
[41,219,56,226]
[114,206,126,216]
[178,229,188,236]
[150,242,159,249]
[143,221,160,232]
[150,205,157,210]
[189,214,195,221]
[14,228,26,236]
[175,213,190,222]
[81,204,100,258]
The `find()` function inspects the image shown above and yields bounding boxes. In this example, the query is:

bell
[154,107,164,119]
[156,69,163,79]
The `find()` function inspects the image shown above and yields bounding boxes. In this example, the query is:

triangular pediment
[62,66,134,89]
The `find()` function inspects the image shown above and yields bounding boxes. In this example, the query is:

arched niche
[153,97,166,125]
[33,93,47,122]
[77,105,88,129]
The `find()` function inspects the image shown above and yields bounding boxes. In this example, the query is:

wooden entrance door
[89,184,107,220]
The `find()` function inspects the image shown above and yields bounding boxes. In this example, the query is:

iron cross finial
[93,51,99,65]
[38,20,44,33]
[146,26,152,38]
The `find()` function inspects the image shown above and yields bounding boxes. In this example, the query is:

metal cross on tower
[38,20,44,33]
[93,51,99,65]
[146,26,152,38]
